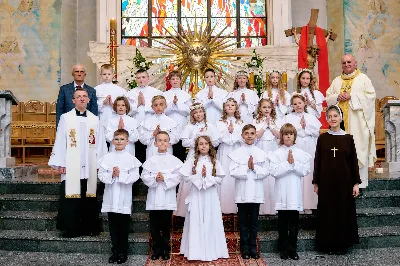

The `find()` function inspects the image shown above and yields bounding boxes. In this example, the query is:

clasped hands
[337,92,351,102]
[156,172,164,182]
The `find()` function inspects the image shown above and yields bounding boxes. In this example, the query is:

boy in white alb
[269,123,311,261]
[126,69,162,163]
[229,124,269,260]
[95,64,127,153]
[98,129,142,264]
[141,131,183,261]
[138,95,180,160]
[163,70,192,162]
[49,88,103,238]
[195,68,228,125]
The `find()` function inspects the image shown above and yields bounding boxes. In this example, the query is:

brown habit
[313,132,361,252]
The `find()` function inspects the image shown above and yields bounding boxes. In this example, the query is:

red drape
[297,25,330,129]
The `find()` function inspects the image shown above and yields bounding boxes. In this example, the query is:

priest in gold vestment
[326,54,376,189]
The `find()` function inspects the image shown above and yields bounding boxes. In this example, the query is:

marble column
[383,100,400,172]
[0,90,18,167]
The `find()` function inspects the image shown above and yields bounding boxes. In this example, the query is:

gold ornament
[154,18,246,96]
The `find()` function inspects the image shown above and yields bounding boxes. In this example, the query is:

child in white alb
[98,129,142,264]
[269,123,311,261]
[141,131,183,261]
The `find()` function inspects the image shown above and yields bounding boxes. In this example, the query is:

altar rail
[10,97,395,163]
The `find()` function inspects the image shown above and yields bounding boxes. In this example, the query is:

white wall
[291,0,327,34]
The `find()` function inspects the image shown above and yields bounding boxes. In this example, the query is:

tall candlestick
[249,73,255,85]
[282,72,288,84]
[109,18,118,82]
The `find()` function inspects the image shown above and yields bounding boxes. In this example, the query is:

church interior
[0,0,400,265]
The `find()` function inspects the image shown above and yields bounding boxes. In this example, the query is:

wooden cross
[331,147,338,157]
[284,9,337,46]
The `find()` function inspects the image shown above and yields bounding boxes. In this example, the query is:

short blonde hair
[279,123,297,145]
[100,63,113,73]
[151,95,166,104]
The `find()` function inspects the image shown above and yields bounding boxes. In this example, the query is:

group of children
[51,63,326,264]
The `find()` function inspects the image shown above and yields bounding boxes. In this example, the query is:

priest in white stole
[49,88,104,237]
[326,54,376,189]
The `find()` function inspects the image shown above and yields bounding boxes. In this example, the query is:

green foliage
[126,49,153,90]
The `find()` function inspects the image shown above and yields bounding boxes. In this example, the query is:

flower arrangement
[245,49,265,97]
[126,49,153,90]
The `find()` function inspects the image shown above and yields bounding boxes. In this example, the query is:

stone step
[356,190,400,208]
[1,207,400,233]
[1,190,398,214]
[0,180,148,197]
[0,211,150,233]
[0,194,147,213]
[0,226,399,254]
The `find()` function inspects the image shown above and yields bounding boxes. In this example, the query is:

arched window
[121,0,267,48]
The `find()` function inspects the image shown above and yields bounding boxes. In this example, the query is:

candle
[169,63,174,71]
[249,73,255,85]
[282,72,288,84]
[110,18,117,31]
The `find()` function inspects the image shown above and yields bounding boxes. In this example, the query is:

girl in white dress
[294,69,325,118]
[175,102,220,217]
[228,70,259,124]
[261,70,291,119]
[284,94,321,212]
[216,97,244,214]
[253,98,281,215]
[105,96,139,155]
[179,136,229,261]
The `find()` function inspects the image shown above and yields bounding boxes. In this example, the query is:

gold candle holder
[109,18,118,82]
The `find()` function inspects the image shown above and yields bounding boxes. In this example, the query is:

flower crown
[297,68,313,75]
[267,69,284,75]
[234,70,249,79]
[190,103,204,111]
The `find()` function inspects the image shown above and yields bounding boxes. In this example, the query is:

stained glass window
[121,0,267,47]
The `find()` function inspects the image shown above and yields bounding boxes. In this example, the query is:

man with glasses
[49,88,104,238]
[56,64,98,128]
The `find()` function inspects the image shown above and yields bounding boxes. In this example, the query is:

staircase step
[2,207,399,234]
[0,230,150,255]
[0,180,149,197]
[0,211,150,232]
[1,226,399,254]
[364,178,400,191]
[356,190,400,208]
[0,194,147,213]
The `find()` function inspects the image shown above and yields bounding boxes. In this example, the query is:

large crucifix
[284,9,337,70]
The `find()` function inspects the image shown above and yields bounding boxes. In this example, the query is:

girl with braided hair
[179,136,228,261]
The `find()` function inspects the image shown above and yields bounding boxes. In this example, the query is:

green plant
[126,49,153,90]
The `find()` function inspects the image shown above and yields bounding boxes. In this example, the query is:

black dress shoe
[151,253,159,260]
[117,253,127,264]
[162,251,170,260]
[289,251,299,260]
[108,254,117,263]
[280,251,289,260]
[250,252,260,259]
[241,251,250,259]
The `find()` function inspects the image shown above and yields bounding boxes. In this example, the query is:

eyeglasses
[113,138,126,142]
